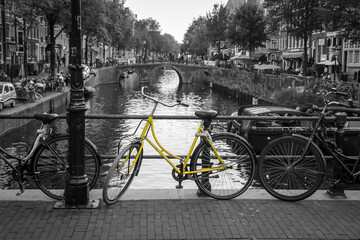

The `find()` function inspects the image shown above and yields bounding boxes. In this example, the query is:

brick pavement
[0,198,359,240]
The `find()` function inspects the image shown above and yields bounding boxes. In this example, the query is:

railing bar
[2,114,360,121]
[98,154,337,160]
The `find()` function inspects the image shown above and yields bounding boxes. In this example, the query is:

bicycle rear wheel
[258,136,325,201]
[191,133,256,200]
[32,134,101,200]
[102,143,142,205]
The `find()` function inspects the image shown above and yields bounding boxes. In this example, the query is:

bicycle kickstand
[176,169,184,189]
[16,176,25,196]
[176,175,184,189]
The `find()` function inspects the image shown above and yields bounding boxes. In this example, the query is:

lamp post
[59,0,97,208]
[185,40,189,64]
[143,40,146,63]
[8,42,16,84]
[332,47,341,82]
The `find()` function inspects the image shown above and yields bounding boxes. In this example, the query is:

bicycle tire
[258,136,325,201]
[191,133,256,200]
[32,134,101,200]
[102,142,142,205]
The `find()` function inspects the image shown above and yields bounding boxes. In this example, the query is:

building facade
[225,0,360,81]
[0,10,69,76]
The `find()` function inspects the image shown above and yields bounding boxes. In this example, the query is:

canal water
[0,70,248,190]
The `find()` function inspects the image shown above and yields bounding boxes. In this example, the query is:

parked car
[227,104,360,156]
[0,82,17,111]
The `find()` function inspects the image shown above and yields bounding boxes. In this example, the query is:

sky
[125,0,224,43]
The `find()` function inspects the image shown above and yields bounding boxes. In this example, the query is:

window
[5,23,9,39]
[18,31,24,45]
[349,51,354,63]
[271,40,277,49]
[355,51,360,64]
[327,38,331,47]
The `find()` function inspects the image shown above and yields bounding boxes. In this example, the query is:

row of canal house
[0,13,70,76]
[0,13,114,77]
[216,0,360,82]
[265,31,360,82]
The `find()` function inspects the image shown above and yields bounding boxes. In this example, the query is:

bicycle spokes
[192,134,256,200]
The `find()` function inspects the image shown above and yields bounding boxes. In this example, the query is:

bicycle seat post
[203,119,212,133]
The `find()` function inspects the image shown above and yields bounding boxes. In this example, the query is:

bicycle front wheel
[191,133,256,200]
[32,135,101,200]
[102,143,142,205]
[258,136,325,201]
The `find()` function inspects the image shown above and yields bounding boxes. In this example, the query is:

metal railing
[2,113,360,121]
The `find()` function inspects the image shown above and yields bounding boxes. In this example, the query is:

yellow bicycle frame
[123,115,227,176]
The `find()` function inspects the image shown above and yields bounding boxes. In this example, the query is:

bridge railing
[2,113,360,160]
[2,113,359,122]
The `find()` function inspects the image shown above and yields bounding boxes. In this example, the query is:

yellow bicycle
[102,86,256,205]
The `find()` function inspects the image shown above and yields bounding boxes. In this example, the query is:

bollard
[49,98,55,113]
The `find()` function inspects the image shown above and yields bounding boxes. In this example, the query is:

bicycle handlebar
[312,88,350,114]
[325,88,348,98]
[141,86,189,108]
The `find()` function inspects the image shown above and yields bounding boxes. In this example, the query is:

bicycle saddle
[195,110,218,119]
[34,113,59,124]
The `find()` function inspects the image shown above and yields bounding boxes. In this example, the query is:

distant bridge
[116,63,228,84]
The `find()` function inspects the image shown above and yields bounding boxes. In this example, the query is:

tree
[322,0,360,42]
[31,0,71,78]
[101,1,136,61]
[264,0,324,75]
[227,2,267,60]
[132,18,161,60]
[161,33,179,56]
[206,3,228,53]
[81,0,109,65]
[8,0,44,78]
[184,16,209,59]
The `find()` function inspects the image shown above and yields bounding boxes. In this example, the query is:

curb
[1,189,360,202]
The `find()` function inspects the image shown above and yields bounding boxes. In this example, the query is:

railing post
[326,113,347,198]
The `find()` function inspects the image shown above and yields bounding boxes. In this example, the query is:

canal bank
[0,66,124,136]
[208,80,272,105]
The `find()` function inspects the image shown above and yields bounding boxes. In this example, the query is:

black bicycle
[0,113,101,200]
[258,89,359,201]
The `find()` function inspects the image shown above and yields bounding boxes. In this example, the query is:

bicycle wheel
[191,133,256,200]
[258,136,325,201]
[32,134,101,200]
[103,143,142,205]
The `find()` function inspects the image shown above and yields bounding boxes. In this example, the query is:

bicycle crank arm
[188,175,220,181]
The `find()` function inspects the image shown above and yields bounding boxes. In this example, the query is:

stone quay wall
[0,66,121,136]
